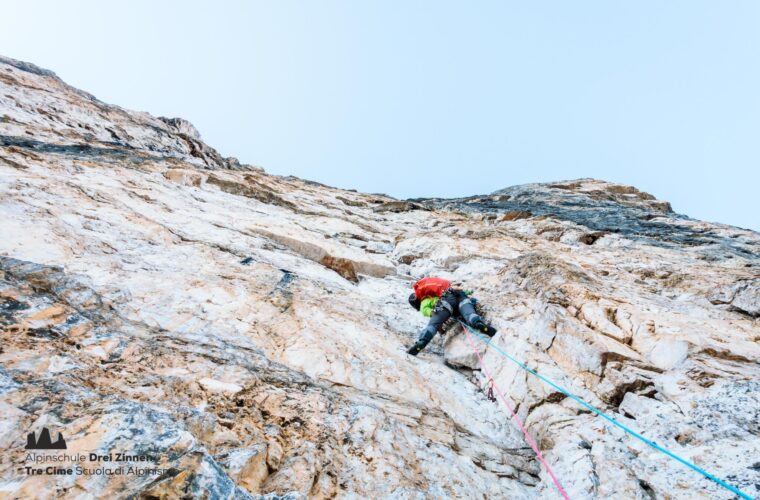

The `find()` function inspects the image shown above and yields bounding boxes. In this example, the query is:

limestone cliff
[1,55,758,499]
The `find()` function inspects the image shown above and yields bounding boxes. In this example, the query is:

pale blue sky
[2,1,759,230]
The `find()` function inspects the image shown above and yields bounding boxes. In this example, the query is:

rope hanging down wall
[458,320,753,500]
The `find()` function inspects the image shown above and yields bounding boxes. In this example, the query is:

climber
[406,276,497,356]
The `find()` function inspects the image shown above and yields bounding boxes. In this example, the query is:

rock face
[1,55,759,499]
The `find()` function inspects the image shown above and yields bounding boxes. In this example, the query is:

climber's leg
[407,297,453,355]
[456,292,497,337]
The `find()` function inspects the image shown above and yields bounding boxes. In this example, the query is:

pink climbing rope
[462,325,569,500]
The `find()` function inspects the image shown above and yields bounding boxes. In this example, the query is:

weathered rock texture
[1,55,759,499]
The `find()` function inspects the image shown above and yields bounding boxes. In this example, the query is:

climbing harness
[486,379,496,403]
[458,320,754,500]
[438,298,454,314]
[463,323,569,499]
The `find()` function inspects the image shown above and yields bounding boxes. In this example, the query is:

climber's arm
[420,297,438,317]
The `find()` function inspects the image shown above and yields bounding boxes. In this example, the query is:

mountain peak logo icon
[25,427,67,450]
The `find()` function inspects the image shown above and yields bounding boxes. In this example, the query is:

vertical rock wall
[1,56,759,499]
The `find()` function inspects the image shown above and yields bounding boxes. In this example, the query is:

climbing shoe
[481,325,498,337]
[407,344,422,356]
[472,319,497,337]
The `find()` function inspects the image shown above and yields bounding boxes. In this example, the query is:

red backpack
[413,277,451,299]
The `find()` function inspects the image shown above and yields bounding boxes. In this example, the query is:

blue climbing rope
[458,320,753,500]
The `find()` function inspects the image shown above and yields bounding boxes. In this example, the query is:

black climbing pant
[407,289,491,355]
